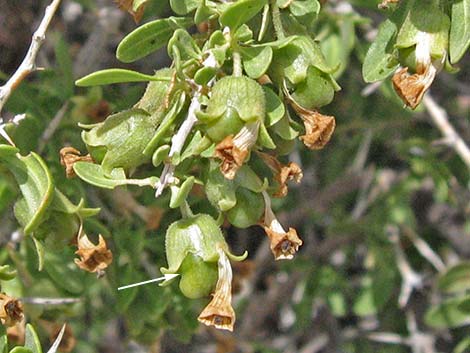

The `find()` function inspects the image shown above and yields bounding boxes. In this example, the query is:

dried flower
[115,0,146,23]
[392,32,443,109]
[261,192,302,260]
[258,152,303,197]
[59,147,93,178]
[379,0,399,8]
[74,229,112,275]
[198,248,236,331]
[215,121,260,179]
[290,101,335,150]
[0,293,23,327]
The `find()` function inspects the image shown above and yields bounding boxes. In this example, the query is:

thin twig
[423,94,470,170]
[0,0,62,114]
[38,102,69,153]
[154,90,201,197]
[387,225,423,308]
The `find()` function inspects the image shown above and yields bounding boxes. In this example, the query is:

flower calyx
[161,214,246,299]
[60,147,93,178]
[0,293,23,327]
[74,228,113,275]
[261,192,302,260]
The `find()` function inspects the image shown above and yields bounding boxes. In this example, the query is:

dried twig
[423,94,470,170]
[0,0,62,145]
[387,225,423,308]
[154,90,201,197]
[0,0,62,114]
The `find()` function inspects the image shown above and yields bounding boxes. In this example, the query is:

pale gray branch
[423,94,470,170]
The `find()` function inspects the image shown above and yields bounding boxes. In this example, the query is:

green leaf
[424,295,470,329]
[454,337,470,353]
[240,46,273,79]
[438,262,470,294]
[362,19,399,82]
[258,123,276,149]
[73,162,129,189]
[0,145,54,235]
[9,348,33,353]
[44,252,85,295]
[0,265,17,281]
[116,17,192,63]
[170,177,195,208]
[24,324,43,353]
[0,328,6,353]
[170,0,200,14]
[219,0,268,29]
[289,0,320,17]
[75,69,171,87]
[263,86,285,127]
[449,0,470,64]
[143,91,187,156]
[82,108,161,174]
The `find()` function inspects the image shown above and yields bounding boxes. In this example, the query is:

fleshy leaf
[24,324,43,353]
[75,69,171,86]
[219,0,268,29]
[0,145,54,235]
[116,17,192,63]
[362,19,399,82]
[449,0,470,64]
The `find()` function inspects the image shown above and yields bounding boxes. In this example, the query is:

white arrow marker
[118,274,179,291]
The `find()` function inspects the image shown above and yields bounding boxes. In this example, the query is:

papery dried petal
[263,225,303,260]
[379,0,399,8]
[258,152,303,197]
[291,103,335,150]
[0,293,23,327]
[215,135,249,180]
[261,191,303,260]
[392,65,436,110]
[60,147,93,178]
[198,249,235,331]
[75,232,113,274]
[115,0,146,23]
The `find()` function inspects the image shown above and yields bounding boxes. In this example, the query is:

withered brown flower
[198,249,236,331]
[392,65,437,110]
[214,121,259,180]
[115,0,146,23]
[379,0,399,8]
[290,102,335,150]
[258,152,303,197]
[392,32,443,110]
[261,191,302,260]
[59,147,93,178]
[74,231,113,275]
[0,293,23,327]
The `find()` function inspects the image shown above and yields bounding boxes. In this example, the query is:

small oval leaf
[76,69,171,87]
[117,17,192,63]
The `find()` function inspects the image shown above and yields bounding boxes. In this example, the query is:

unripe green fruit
[205,161,237,211]
[291,67,335,109]
[227,188,264,228]
[204,107,244,142]
[178,253,218,299]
